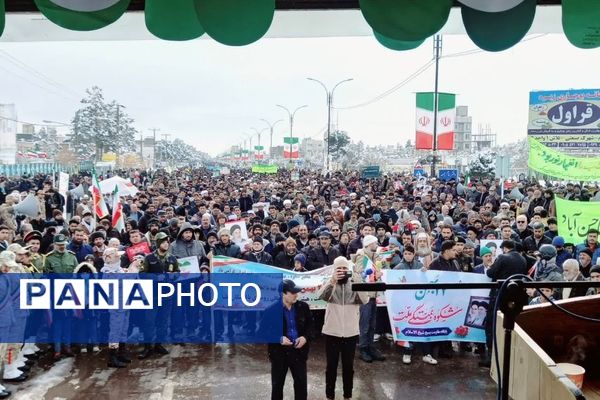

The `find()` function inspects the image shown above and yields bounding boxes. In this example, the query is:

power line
[333,34,548,111]
[0,61,74,101]
[0,49,81,100]
[333,60,435,110]
[0,114,64,127]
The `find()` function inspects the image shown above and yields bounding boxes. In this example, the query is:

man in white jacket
[318,256,368,400]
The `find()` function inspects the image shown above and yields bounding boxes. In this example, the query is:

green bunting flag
[145,0,205,41]
[196,0,275,46]
[360,0,452,42]
[555,197,600,244]
[33,0,130,31]
[527,137,600,181]
[461,0,536,52]
[458,0,526,13]
[373,31,424,51]
[562,0,600,49]
[0,0,4,37]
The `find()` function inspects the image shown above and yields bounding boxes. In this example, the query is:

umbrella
[99,176,139,196]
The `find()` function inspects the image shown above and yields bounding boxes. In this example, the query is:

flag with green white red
[415,92,456,150]
[283,137,299,159]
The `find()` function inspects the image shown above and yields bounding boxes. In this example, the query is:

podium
[493,295,600,400]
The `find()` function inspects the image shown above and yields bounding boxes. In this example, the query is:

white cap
[283,199,292,206]
[363,235,378,248]
[331,201,339,207]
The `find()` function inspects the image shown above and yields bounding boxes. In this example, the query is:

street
[10,340,496,400]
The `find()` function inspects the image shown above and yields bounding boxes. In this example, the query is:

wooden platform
[492,295,600,400]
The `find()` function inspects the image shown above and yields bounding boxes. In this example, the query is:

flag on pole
[112,186,125,232]
[284,137,299,159]
[254,145,265,160]
[415,92,456,150]
[92,172,109,219]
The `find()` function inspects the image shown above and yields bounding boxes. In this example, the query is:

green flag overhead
[458,0,526,12]
[555,197,600,244]
[563,0,600,49]
[461,0,536,52]
[0,0,5,37]
[528,137,600,181]
[145,0,205,41]
[373,31,424,51]
[196,0,275,46]
[34,0,130,31]
[360,0,452,42]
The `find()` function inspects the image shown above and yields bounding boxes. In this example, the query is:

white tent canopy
[99,175,139,196]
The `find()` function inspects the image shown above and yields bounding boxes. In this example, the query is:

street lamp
[307,77,353,171]
[276,104,307,142]
[260,118,283,158]
[250,127,268,147]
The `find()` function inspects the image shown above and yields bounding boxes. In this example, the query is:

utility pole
[149,127,160,168]
[431,35,442,178]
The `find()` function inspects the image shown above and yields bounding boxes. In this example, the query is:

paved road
[9,340,497,400]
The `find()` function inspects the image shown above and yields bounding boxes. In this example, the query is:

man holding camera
[318,256,368,400]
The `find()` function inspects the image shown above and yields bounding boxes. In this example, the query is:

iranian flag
[284,137,299,159]
[92,172,109,219]
[415,92,456,150]
[254,145,265,160]
[111,186,125,232]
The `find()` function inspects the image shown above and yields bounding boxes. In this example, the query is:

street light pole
[307,77,353,171]
[276,104,308,164]
[260,118,283,158]
[431,35,442,178]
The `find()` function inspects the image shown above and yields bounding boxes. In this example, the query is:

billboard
[528,89,600,149]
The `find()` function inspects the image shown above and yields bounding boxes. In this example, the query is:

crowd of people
[0,167,599,400]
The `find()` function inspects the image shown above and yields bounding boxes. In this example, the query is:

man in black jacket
[267,280,314,400]
[306,232,341,271]
[522,222,552,255]
[481,240,528,367]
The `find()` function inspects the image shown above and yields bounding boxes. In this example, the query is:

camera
[344,270,353,280]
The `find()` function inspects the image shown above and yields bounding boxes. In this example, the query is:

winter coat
[523,235,552,254]
[318,273,368,338]
[576,242,600,265]
[533,258,563,282]
[394,259,423,270]
[44,250,78,273]
[273,251,296,270]
[243,251,273,266]
[170,222,207,264]
[429,256,460,272]
[305,246,341,271]
[67,241,94,263]
[264,300,314,361]
[213,241,242,259]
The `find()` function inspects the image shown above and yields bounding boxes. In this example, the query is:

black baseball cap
[282,279,301,294]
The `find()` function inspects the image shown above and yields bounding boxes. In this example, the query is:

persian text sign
[556,197,600,244]
[383,270,491,343]
[528,89,600,148]
[212,256,333,309]
[528,137,600,181]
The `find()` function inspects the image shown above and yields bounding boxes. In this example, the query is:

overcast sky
[1,28,600,156]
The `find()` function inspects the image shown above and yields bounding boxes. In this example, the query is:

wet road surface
[9,340,496,400]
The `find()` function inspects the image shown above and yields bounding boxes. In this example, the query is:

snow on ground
[11,358,75,400]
